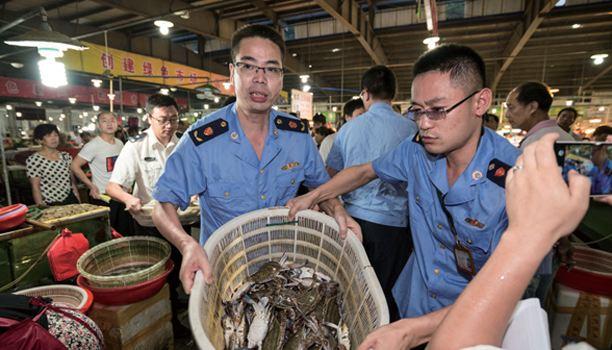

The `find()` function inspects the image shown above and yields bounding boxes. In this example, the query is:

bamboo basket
[15,284,93,313]
[76,236,171,288]
[189,208,389,349]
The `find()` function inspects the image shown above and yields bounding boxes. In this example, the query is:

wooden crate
[88,284,174,350]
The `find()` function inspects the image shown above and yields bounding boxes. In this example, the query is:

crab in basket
[221,256,351,350]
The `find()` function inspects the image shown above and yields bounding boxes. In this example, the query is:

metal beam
[581,64,612,92]
[60,5,112,22]
[314,0,387,65]
[491,0,556,92]
[89,0,245,40]
[250,0,277,24]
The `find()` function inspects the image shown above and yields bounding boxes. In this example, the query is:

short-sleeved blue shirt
[327,102,417,227]
[153,103,330,244]
[372,128,520,317]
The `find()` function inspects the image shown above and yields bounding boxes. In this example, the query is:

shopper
[27,124,80,206]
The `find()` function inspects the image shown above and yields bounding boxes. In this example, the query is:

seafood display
[222,257,350,350]
[33,204,101,222]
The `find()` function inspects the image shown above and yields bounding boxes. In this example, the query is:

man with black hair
[325,65,416,321]
[505,81,574,149]
[288,44,521,348]
[151,24,360,295]
[556,107,581,140]
[319,98,364,162]
[312,113,326,129]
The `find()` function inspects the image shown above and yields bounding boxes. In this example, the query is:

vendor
[26,124,80,206]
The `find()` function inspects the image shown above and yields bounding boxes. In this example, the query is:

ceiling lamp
[565,100,573,107]
[222,81,231,90]
[170,87,177,92]
[598,106,605,112]
[10,62,24,68]
[214,97,220,103]
[160,88,169,95]
[204,104,210,110]
[16,112,22,117]
[591,54,608,65]
[300,75,310,83]
[5,104,12,110]
[331,48,340,53]
[68,97,76,104]
[571,23,582,29]
[302,84,311,92]
[34,101,42,107]
[93,105,100,111]
[154,20,174,36]
[91,79,102,88]
[4,8,87,88]
[423,36,440,50]
[137,108,143,114]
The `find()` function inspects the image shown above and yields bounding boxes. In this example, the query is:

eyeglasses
[234,62,284,78]
[407,90,480,122]
[149,115,179,126]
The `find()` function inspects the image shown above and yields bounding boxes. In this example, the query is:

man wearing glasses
[107,93,181,231]
[288,44,520,349]
[151,24,360,294]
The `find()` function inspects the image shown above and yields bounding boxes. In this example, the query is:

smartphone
[554,141,612,197]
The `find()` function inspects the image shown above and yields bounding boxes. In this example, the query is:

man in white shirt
[71,112,131,234]
[319,98,364,163]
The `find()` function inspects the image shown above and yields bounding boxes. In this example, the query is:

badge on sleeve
[189,118,229,146]
[274,116,307,133]
[486,158,512,188]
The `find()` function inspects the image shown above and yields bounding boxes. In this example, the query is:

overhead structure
[314,0,387,65]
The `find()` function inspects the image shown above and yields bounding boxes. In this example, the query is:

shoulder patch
[275,116,308,133]
[486,158,512,188]
[128,133,146,143]
[189,118,228,146]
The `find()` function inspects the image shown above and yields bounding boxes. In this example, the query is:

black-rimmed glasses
[407,90,480,122]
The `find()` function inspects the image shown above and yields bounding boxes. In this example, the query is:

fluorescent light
[38,57,67,87]
[300,75,310,83]
[204,104,209,110]
[35,101,42,107]
[91,79,102,87]
[16,112,22,117]
[214,97,220,103]
[571,23,582,29]
[589,118,602,124]
[598,106,605,112]
[68,97,76,104]
[160,88,169,95]
[423,36,440,50]
[302,84,311,92]
[222,81,231,90]
[565,100,573,106]
[5,104,12,110]
[10,62,23,68]
[331,48,340,53]
[93,105,100,111]
[154,20,174,35]
[591,54,608,65]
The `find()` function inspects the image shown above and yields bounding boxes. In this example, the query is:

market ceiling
[0,0,611,103]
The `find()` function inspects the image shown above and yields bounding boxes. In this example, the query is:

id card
[454,242,476,276]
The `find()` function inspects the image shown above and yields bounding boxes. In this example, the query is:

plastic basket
[189,208,389,350]
[76,236,171,288]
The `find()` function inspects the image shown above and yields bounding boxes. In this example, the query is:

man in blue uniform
[151,24,359,294]
[288,44,520,349]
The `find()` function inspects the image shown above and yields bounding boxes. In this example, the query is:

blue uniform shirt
[372,128,520,318]
[327,102,417,227]
[153,103,330,244]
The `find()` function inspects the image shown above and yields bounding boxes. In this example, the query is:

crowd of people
[21,23,611,349]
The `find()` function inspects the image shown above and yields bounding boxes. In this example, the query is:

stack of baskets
[15,284,93,313]
[189,208,389,349]
[76,236,172,305]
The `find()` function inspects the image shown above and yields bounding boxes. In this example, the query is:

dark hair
[514,82,553,113]
[557,107,578,119]
[33,123,59,141]
[343,98,364,118]
[313,113,326,125]
[231,24,286,62]
[145,94,179,114]
[96,111,117,122]
[484,113,499,124]
[592,125,612,141]
[361,65,396,100]
[315,126,334,137]
[413,44,486,91]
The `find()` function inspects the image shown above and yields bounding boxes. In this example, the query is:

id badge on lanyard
[454,241,476,276]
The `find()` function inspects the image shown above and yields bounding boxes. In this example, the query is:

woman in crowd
[26,124,80,206]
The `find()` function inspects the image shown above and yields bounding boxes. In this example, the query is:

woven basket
[189,208,389,350]
[76,236,171,288]
[15,284,93,313]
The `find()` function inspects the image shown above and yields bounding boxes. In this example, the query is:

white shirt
[109,128,179,226]
[77,136,124,193]
[520,119,574,150]
[319,133,336,163]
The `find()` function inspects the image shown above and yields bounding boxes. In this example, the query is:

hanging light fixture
[91,79,102,88]
[302,84,311,92]
[591,54,608,65]
[34,101,42,107]
[423,36,440,50]
[68,97,76,104]
[300,75,310,83]
[222,81,231,90]
[4,8,87,88]
[154,20,174,36]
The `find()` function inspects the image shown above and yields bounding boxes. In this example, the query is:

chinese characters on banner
[290,89,313,120]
